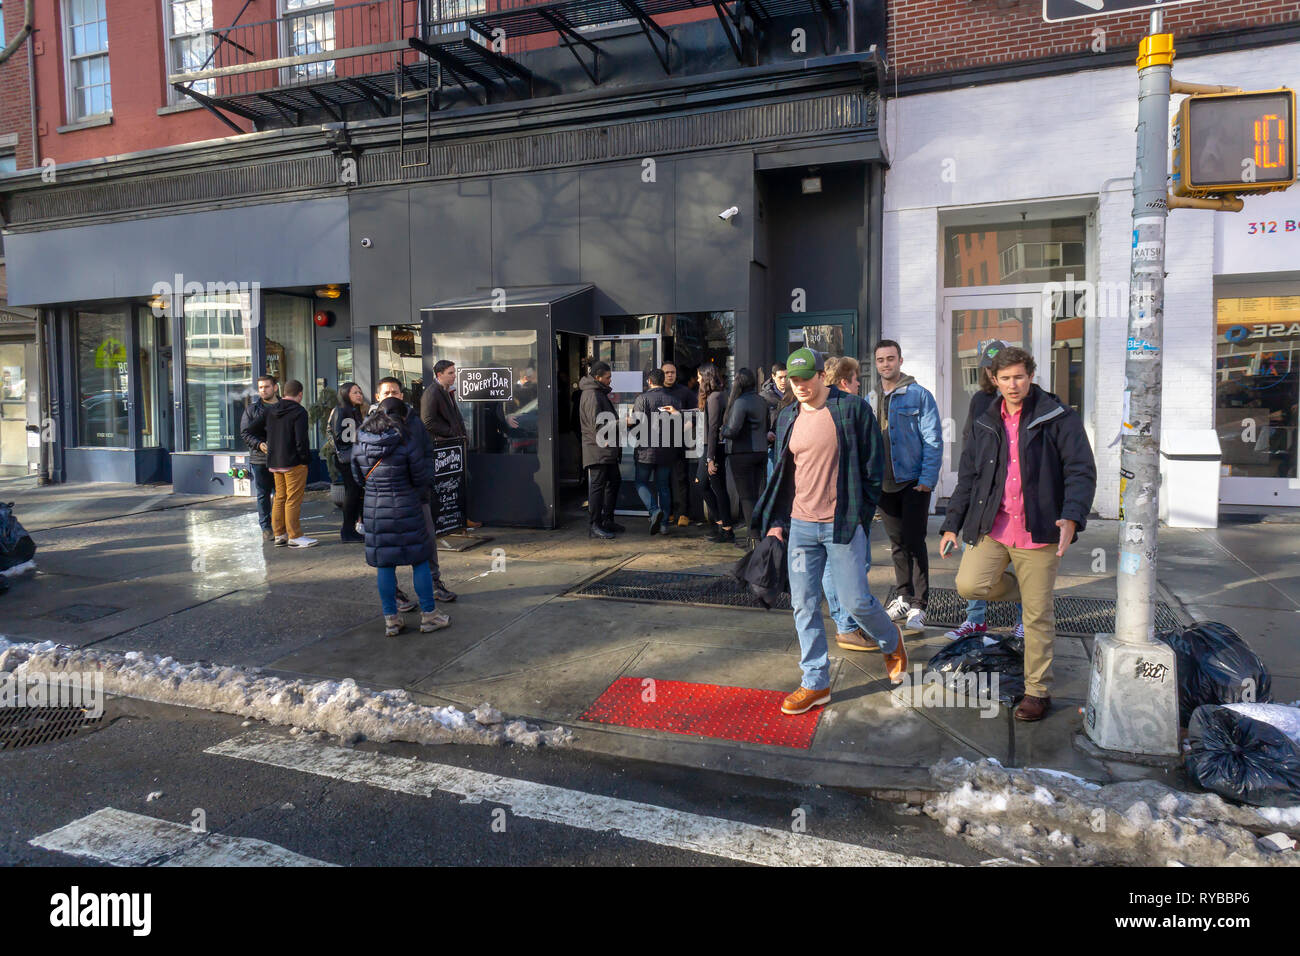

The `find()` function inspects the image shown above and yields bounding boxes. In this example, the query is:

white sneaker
[288,536,318,548]
[1012,622,1025,642]
[944,620,988,642]
[885,596,911,621]
[905,607,927,631]
[356,521,364,534]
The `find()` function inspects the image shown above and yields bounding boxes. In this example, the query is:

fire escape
[170,0,848,133]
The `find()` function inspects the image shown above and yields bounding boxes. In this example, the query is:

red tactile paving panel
[579,676,823,749]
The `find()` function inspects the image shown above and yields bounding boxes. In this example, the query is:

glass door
[940,292,1045,496]
[591,333,663,514]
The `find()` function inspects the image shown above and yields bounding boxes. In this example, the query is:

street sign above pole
[1043,0,1198,23]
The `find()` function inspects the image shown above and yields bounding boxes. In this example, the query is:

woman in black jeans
[695,364,733,542]
[333,381,367,543]
[721,367,769,549]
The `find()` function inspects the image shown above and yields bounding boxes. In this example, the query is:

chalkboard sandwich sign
[433,438,467,536]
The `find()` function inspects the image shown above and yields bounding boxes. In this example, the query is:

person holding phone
[938,346,1096,722]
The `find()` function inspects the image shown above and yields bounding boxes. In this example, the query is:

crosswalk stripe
[30,807,335,867]
[207,731,954,867]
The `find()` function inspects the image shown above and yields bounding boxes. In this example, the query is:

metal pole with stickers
[1084,6,1296,757]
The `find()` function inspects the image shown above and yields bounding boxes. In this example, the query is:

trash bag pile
[1186,703,1300,807]
[1157,621,1272,726]
[0,501,37,593]
[924,632,1025,705]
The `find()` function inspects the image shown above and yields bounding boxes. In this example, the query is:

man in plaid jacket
[754,347,907,715]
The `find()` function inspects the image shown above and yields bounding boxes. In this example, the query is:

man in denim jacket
[870,340,943,631]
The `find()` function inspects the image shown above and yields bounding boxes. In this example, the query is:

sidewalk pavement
[3,482,1297,795]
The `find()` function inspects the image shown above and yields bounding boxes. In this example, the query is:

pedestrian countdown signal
[1172,89,1296,198]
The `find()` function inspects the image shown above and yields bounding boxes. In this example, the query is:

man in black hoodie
[579,361,622,539]
[265,379,316,548]
[240,375,279,540]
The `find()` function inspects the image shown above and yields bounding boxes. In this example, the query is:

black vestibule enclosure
[421,285,597,529]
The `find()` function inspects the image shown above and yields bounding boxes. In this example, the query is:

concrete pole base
[1084,632,1180,757]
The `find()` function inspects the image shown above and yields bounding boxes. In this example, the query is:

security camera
[719,206,740,222]
[360,237,373,248]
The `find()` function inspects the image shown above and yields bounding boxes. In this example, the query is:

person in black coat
[578,361,622,539]
[939,346,1096,723]
[721,367,769,549]
[629,369,682,535]
[351,397,450,637]
[332,381,366,544]
[240,375,279,540]
[265,379,314,548]
[695,364,733,542]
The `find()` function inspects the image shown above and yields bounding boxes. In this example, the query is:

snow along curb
[0,638,572,750]
[922,758,1300,867]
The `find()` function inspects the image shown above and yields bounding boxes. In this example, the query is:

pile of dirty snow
[921,757,1300,867]
[0,637,570,750]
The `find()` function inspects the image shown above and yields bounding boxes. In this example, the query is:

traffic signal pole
[1084,11,1181,758]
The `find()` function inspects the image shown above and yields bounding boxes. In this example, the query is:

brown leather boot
[1014,694,1051,721]
[835,628,877,652]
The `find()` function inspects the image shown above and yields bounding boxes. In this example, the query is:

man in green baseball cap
[752,348,907,716]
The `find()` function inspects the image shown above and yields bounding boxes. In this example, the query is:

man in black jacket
[939,347,1096,723]
[661,361,695,527]
[579,361,622,539]
[240,375,279,540]
[265,379,315,548]
[421,360,467,440]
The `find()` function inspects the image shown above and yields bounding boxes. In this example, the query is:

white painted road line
[30,807,335,867]
[207,731,954,867]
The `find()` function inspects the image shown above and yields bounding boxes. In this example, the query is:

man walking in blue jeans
[753,348,907,716]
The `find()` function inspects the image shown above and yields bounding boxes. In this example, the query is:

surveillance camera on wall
[718,206,740,222]
[360,237,373,248]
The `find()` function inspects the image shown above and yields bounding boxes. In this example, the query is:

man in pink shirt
[939,347,1096,722]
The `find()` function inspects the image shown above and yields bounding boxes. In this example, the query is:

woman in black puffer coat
[332,381,366,543]
[350,397,449,637]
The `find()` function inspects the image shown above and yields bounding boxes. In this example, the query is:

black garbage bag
[1186,703,1300,807]
[1157,622,1271,726]
[924,632,1025,704]
[0,501,36,573]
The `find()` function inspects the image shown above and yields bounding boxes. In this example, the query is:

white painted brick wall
[880,41,1300,519]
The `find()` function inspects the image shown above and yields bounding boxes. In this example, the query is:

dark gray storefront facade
[0,17,886,525]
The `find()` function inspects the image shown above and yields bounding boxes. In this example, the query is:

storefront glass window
[263,293,318,442]
[605,312,737,385]
[183,292,254,451]
[75,310,130,448]
[944,218,1087,288]
[373,325,424,406]
[426,330,539,455]
[1215,294,1300,479]
[0,341,31,470]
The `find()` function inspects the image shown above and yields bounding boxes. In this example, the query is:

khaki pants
[955,535,1061,698]
[271,465,308,539]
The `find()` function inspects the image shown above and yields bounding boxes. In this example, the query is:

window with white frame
[64,0,111,120]
[1,2,7,49]
[281,0,335,83]
[165,0,214,102]
[429,0,486,36]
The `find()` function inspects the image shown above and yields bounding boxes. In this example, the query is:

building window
[183,291,254,451]
[263,293,318,441]
[75,310,130,448]
[944,219,1086,289]
[1,2,6,48]
[165,0,214,102]
[281,0,335,83]
[0,152,15,176]
[373,324,423,407]
[64,0,111,120]
[426,329,539,455]
[1215,292,1300,480]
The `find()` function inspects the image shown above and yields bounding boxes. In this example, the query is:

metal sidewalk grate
[0,707,104,751]
[573,571,1180,636]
